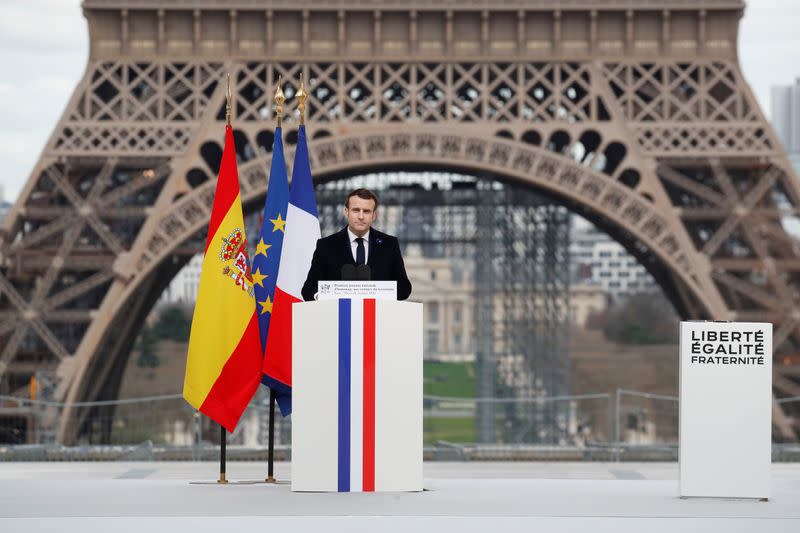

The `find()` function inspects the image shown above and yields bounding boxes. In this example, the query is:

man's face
[344,196,377,237]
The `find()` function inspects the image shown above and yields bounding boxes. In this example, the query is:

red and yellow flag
[183,125,262,432]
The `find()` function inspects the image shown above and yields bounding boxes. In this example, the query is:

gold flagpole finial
[296,72,308,126]
[274,75,285,129]
[225,73,232,126]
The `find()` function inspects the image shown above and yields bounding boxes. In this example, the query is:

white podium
[679,321,772,499]
[292,298,423,492]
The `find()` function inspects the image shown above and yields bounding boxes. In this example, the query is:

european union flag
[254,127,290,409]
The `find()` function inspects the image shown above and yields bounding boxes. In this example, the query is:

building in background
[0,184,10,223]
[569,283,606,327]
[771,79,800,174]
[570,222,656,300]
[403,244,473,363]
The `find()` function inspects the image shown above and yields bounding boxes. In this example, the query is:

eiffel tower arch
[1,1,799,443]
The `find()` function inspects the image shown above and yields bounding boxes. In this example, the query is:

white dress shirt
[347,228,370,264]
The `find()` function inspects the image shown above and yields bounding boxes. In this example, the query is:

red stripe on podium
[362,299,376,492]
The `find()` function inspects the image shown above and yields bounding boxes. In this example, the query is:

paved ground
[0,462,798,532]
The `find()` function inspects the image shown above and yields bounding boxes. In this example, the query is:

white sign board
[679,321,772,499]
[316,280,397,300]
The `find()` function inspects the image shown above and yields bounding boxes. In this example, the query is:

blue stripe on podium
[338,299,351,492]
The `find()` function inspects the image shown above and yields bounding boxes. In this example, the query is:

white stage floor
[0,462,798,532]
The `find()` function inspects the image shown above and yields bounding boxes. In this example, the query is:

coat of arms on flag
[182,86,262,433]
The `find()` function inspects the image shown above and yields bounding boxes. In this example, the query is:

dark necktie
[355,237,365,266]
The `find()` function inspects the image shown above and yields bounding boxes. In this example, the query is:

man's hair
[345,188,379,210]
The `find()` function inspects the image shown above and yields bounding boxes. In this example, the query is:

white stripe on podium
[349,300,364,492]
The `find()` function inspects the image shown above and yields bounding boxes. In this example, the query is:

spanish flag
[183,125,262,432]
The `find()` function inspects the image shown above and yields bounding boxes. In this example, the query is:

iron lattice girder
[131,128,713,311]
[0,2,799,441]
[50,60,777,158]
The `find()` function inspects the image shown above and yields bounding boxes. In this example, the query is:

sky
[0,0,799,204]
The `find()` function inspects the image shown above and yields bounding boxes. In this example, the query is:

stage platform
[0,462,798,532]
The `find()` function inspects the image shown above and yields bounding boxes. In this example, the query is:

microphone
[355,264,371,281]
[341,264,356,281]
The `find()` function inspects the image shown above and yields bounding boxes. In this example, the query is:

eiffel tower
[2,0,799,443]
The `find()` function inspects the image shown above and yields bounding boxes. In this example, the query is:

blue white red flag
[262,125,320,415]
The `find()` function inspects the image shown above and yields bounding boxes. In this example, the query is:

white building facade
[0,184,10,223]
[570,224,656,300]
[772,79,800,154]
[158,254,203,305]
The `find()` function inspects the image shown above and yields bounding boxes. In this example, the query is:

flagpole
[215,74,233,486]
[218,424,228,483]
[187,70,263,486]
[225,73,232,127]
[297,72,307,126]
[266,389,277,482]
[264,76,285,484]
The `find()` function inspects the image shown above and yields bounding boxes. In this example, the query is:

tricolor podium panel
[679,321,772,499]
[292,299,423,492]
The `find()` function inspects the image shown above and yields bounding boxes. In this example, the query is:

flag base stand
[189,423,250,484]
[253,476,289,485]
[188,479,262,485]
[232,478,289,485]
[223,391,291,486]
[189,471,268,485]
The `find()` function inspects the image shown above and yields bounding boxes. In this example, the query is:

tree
[600,291,679,345]
[152,305,192,342]
[135,325,159,368]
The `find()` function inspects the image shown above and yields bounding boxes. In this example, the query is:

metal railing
[1,390,799,461]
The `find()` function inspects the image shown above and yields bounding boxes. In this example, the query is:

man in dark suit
[301,188,412,301]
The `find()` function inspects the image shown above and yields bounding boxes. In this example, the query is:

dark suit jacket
[301,227,412,301]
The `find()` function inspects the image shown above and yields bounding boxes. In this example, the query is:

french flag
[262,125,320,415]
[292,298,423,492]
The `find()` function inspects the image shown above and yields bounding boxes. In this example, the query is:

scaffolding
[316,172,571,444]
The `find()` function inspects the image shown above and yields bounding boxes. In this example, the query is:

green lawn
[423,362,477,444]
[423,361,476,398]
[424,416,475,445]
